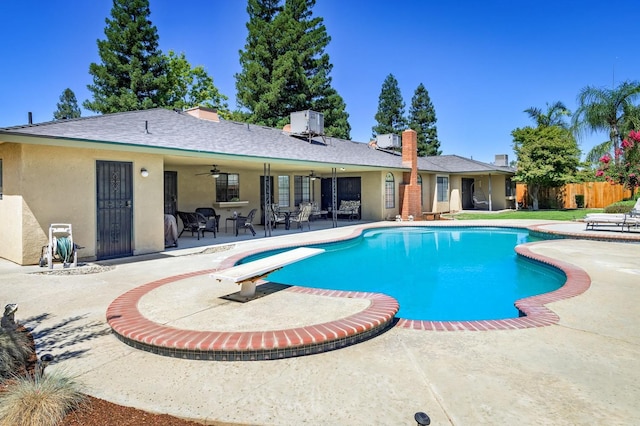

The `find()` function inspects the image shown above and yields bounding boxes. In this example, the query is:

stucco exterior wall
[358,171,383,221]
[449,175,462,212]
[0,142,163,265]
[420,173,434,213]
[0,143,28,263]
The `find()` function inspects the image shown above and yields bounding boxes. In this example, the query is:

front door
[96,161,133,260]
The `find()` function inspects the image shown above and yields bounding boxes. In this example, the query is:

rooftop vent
[290,110,324,138]
[376,134,400,149]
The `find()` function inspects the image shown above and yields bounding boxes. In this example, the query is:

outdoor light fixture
[340,167,346,171]
[140,168,149,178]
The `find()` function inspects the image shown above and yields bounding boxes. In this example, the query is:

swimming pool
[241,227,566,321]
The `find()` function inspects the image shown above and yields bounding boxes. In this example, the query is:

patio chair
[177,211,216,240]
[195,207,220,232]
[269,204,289,229]
[236,208,257,236]
[289,203,313,230]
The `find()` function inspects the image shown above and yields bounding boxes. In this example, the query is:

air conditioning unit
[376,134,401,149]
[494,154,509,167]
[290,110,324,136]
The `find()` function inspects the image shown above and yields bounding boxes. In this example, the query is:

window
[505,177,516,197]
[0,159,3,200]
[215,173,239,202]
[294,175,311,207]
[278,176,290,207]
[436,176,449,202]
[384,173,395,208]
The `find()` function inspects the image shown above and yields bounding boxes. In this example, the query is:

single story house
[0,107,515,265]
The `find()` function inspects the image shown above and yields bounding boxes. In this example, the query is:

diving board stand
[210,247,325,299]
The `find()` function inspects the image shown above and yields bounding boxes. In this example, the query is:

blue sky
[1,1,638,164]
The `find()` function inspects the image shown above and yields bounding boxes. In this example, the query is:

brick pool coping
[107,222,600,360]
[106,269,399,361]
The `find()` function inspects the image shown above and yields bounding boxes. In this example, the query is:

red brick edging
[395,240,591,331]
[106,270,399,361]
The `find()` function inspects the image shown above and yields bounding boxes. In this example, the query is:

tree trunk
[529,183,540,210]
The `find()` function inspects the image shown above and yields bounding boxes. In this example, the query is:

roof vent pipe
[28,112,33,124]
[145,120,149,134]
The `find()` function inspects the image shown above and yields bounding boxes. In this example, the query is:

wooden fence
[516,182,632,209]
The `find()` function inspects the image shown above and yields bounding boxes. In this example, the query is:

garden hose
[54,236,73,264]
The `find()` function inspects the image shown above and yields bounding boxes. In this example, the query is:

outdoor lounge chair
[583,199,640,232]
[236,208,257,236]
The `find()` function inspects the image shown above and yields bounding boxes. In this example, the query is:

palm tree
[524,101,571,128]
[572,80,640,163]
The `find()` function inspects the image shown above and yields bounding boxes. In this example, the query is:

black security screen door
[96,161,133,260]
[164,171,177,216]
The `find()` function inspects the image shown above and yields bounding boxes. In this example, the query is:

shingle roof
[0,108,513,174]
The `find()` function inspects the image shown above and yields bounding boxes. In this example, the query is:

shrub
[574,194,585,208]
[604,200,637,214]
[0,328,32,381]
[0,370,85,426]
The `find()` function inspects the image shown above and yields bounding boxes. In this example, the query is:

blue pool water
[241,227,565,321]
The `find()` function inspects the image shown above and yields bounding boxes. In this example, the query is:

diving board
[211,247,325,298]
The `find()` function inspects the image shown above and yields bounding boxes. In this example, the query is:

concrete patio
[0,219,639,425]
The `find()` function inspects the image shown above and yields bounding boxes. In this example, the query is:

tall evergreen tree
[372,74,406,138]
[236,0,283,126]
[84,0,167,113]
[53,88,81,120]
[235,0,350,139]
[409,83,440,156]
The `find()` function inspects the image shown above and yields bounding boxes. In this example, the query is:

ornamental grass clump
[0,369,86,426]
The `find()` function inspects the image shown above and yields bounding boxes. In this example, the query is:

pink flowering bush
[597,130,640,196]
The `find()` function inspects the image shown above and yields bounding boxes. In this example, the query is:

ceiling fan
[308,171,322,181]
[196,165,221,178]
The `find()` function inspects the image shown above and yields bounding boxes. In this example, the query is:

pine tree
[53,88,81,120]
[235,0,350,139]
[409,83,441,156]
[84,0,167,113]
[235,0,282,126]
[372,74,407,138]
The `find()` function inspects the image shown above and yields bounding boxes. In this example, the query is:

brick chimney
[400,129,422,220]
[185,106,220,122]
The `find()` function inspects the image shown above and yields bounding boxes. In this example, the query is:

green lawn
[449,209,603,221]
